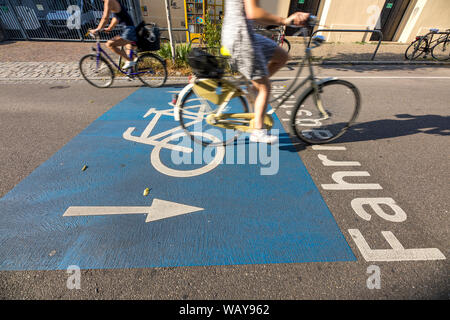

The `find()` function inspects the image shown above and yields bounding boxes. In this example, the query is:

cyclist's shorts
[232,33,278,81]
[121,26,138,43]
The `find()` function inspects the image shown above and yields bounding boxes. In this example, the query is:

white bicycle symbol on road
[122,96,225,178]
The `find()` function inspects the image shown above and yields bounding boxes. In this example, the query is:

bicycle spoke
[79,54,114,88]
[291,80,360,144]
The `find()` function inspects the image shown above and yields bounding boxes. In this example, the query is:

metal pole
[131,0,143,24]
[308,29,384,61]
[164,0,176,64]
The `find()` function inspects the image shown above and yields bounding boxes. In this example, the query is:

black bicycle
[405,28,450,61]
[254,25,291,53]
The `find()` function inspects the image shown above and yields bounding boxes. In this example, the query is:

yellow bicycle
[174,16,361,146]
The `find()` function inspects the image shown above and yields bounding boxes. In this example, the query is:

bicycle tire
[178,86,249,147]
[405,38,427,60]
[290,79,361,145]
[135,53,168,88]
[431,39,450,61]
[280,38,291,53]
[79,54,114,88]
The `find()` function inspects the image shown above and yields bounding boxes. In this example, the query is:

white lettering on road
[322,171,383,190]
[349,229,446,261]
[351,198,407,222]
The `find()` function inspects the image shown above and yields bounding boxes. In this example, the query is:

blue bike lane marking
[0,87,356,271]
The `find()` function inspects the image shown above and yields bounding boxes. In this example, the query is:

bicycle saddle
[430,28,439,33]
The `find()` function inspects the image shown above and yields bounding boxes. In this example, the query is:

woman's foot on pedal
[250,129,278,144]
[123,60,136,69]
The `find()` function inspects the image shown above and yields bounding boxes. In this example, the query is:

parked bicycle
[254,25,291,53]
[405,28,450,61]
[173,16,361,146]
[79,29,168,88]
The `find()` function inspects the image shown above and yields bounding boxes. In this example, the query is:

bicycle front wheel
[179,86,249,147]
[136,53,168,88]
[431,39,450,61]
[79,54,114,88]
[405,39,427,60]
[290,80,360,144]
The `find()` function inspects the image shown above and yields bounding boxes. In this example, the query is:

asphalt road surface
[0,65,448,301]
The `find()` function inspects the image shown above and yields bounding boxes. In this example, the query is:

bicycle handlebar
[86,28,106,39]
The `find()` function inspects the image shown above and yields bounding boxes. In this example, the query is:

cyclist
[90,0,138,69]
[222,0,309,143]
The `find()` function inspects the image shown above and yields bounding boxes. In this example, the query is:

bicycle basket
[188,48,224,79]
[136,22,161,52]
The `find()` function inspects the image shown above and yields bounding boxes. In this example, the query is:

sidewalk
[288,38,410,61]
[0,40,447,82]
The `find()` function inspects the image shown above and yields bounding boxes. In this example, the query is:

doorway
[371,0,411,41]
[286,0,321,36]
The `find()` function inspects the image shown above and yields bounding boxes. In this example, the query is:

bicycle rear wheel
[136,53,168,88]
[431,39,450,61]
[290,79,360,144]
[79,54,114,88]
[280,38,291,53]
[179,86,249,147]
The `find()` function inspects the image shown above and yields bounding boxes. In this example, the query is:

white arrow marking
[63,199,204,223]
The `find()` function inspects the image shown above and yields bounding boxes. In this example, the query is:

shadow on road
[337,113,450,143]
[279,113,449,153]
[318,62,448,73]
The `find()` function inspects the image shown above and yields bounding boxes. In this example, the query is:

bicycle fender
[294,77,339,104]
[173,83,195,121]
[317,77,339,86]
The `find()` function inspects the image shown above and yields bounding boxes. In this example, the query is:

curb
[287,60,450,66]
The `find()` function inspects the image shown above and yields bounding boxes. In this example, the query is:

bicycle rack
[159,27,192,44]
[307,29,384,61]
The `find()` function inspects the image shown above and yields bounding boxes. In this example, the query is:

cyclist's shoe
[123,60,137,69]
[250,129,279,144]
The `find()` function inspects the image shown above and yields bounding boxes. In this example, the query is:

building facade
[259,0,450,43]
[0,0,448,43]
[137,0,449,43]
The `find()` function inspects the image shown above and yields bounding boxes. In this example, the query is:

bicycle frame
[174,21,333,129]
[91,35,146,77]
[416,29,449,51]
[275,26,286,46]
[270,27,333,120]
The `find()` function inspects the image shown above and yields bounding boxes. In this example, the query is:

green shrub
[203,12,222,55]
[158,42,192,67]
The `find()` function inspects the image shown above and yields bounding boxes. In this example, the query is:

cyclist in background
[90,0,138,69]
[222,0,309,143]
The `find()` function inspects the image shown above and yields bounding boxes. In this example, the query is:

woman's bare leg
[250,47,289,129]
[268,46,289,77]
[251,77,271,129]
[106,36,134,61]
